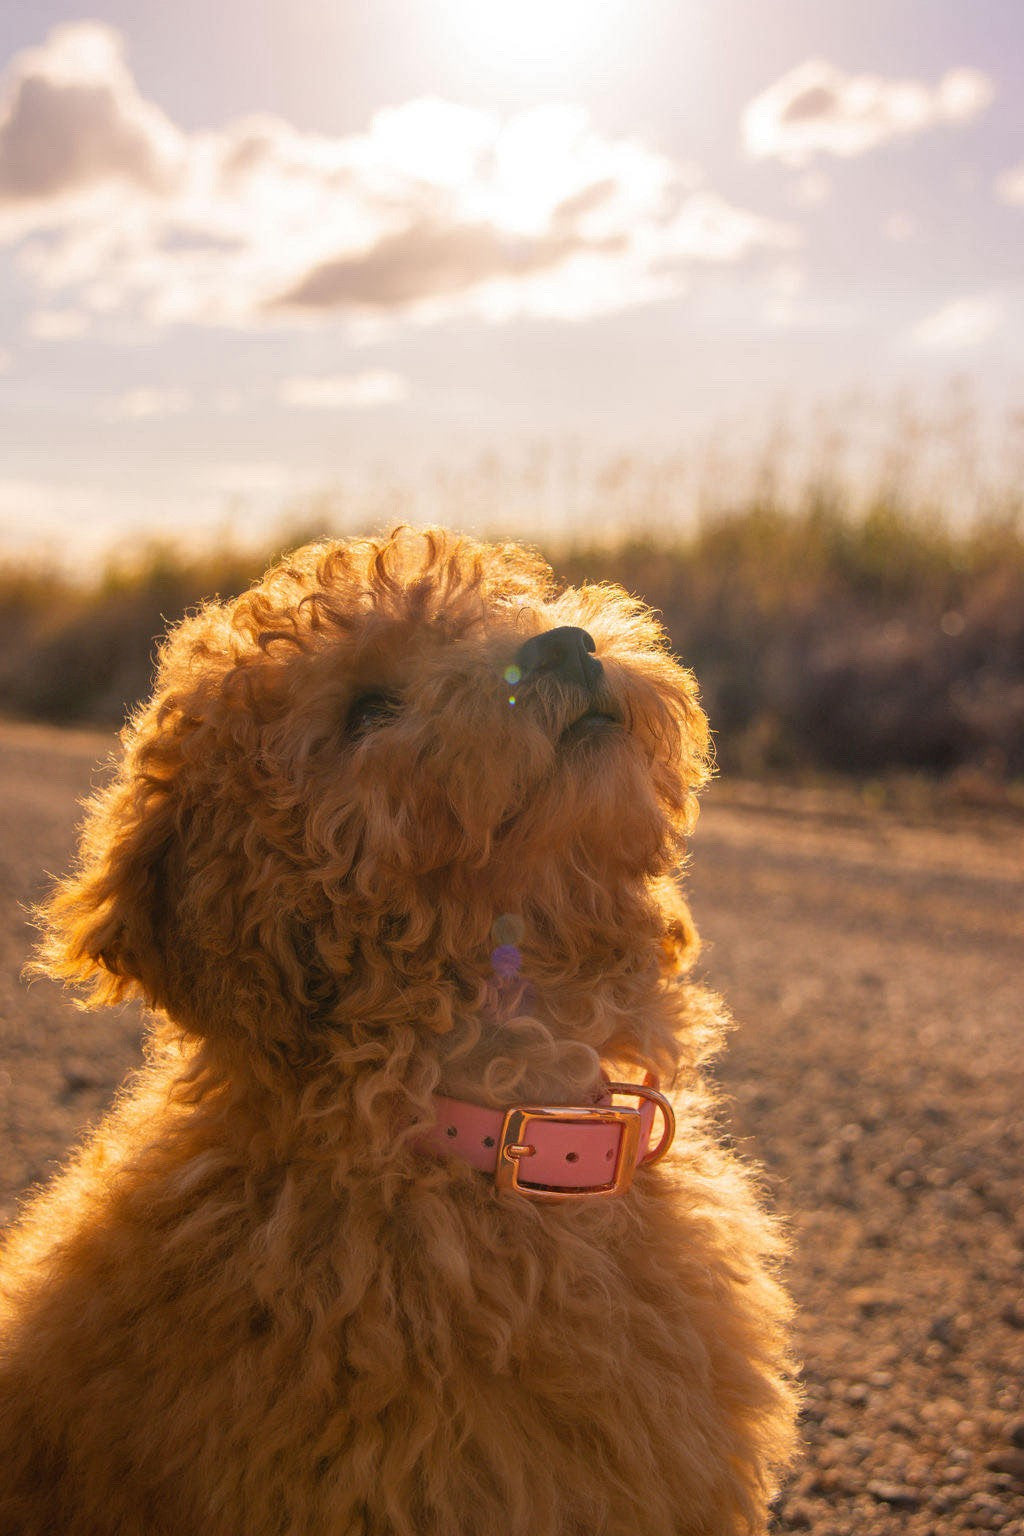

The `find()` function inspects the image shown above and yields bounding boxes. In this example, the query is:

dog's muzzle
[417,1076,675,1200]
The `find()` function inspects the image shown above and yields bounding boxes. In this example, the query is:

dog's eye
[346,691,400,736]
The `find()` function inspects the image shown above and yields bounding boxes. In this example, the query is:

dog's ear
[30,757,177,1010]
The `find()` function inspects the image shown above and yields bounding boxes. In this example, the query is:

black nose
[514,626,602,689]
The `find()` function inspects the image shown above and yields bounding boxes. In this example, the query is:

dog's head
[37,529,711,1092]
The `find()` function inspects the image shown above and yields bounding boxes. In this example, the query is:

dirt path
[1,720,1022,1535]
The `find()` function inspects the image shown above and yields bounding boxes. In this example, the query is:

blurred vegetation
[0,492,1022,783]
[559,498,1024,781]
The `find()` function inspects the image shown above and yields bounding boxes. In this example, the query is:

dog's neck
[438,1022,606,1109]
[433,970,672,1111]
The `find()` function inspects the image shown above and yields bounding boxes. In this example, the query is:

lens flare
[492,913,525,945]
[490,943,522,980]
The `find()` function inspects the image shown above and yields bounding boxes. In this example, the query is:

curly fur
[0,528,797,1534]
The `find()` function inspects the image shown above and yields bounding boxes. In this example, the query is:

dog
[0,528,797,1534]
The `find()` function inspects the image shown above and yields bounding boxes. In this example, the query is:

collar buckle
[495,1103,642,1200]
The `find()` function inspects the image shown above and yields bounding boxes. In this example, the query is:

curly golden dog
[0,528,796,1534]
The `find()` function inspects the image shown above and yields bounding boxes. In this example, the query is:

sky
[0,0,1021,563]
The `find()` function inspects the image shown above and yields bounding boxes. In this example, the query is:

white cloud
[995,163,1024,205]
[27,306,90,338]
[788,171,831,207]
[743,59,994,165]
[910,295,1002,350]
[0,23,796,333]
[279,371,409,409]
[104,386,192,420]
[657,192,798,263]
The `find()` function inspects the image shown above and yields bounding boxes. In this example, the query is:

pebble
[986,1449,1024,1482]
[848,1286,899,1316]
[972,1494,1012,1519]
[867,1480,922,1509]
[929,1309,973,1345]
[965,1513,1004,1531]
[1001,1299,1024,1329]
[61,1057,102,1095]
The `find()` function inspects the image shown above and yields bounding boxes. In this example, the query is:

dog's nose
[514,626,603,689]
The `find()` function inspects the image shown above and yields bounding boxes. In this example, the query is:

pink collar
[416,1076,675,1201]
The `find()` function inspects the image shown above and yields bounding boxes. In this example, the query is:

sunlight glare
[431,0,633,73]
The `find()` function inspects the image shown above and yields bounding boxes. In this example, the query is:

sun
[430,0,633,74]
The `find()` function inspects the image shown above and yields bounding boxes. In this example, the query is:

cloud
[0,24,795,333]
[0,22,181,207]
[103,386,192,419]
[273,190,794,320]
[272,218,609,313]
[657,192,797,263]
[788,171,831,207]
[28,306,90,338]
[995,163,1024,205]
[910,295,1002,350]
[279,371,409,408]
[743,59,993,165]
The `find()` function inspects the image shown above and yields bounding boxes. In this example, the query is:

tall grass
[559,498,1024,777]
[1,490,1022,781]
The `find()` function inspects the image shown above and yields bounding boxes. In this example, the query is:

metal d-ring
[604,1078,676,1166]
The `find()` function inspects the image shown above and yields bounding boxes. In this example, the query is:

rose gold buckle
[495,1104,641,1201]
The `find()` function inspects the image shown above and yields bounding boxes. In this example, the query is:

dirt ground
[0,718,1021,1535]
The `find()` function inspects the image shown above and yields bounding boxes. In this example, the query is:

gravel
[1,722,1021,1535]
[692,782,1024,1535]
